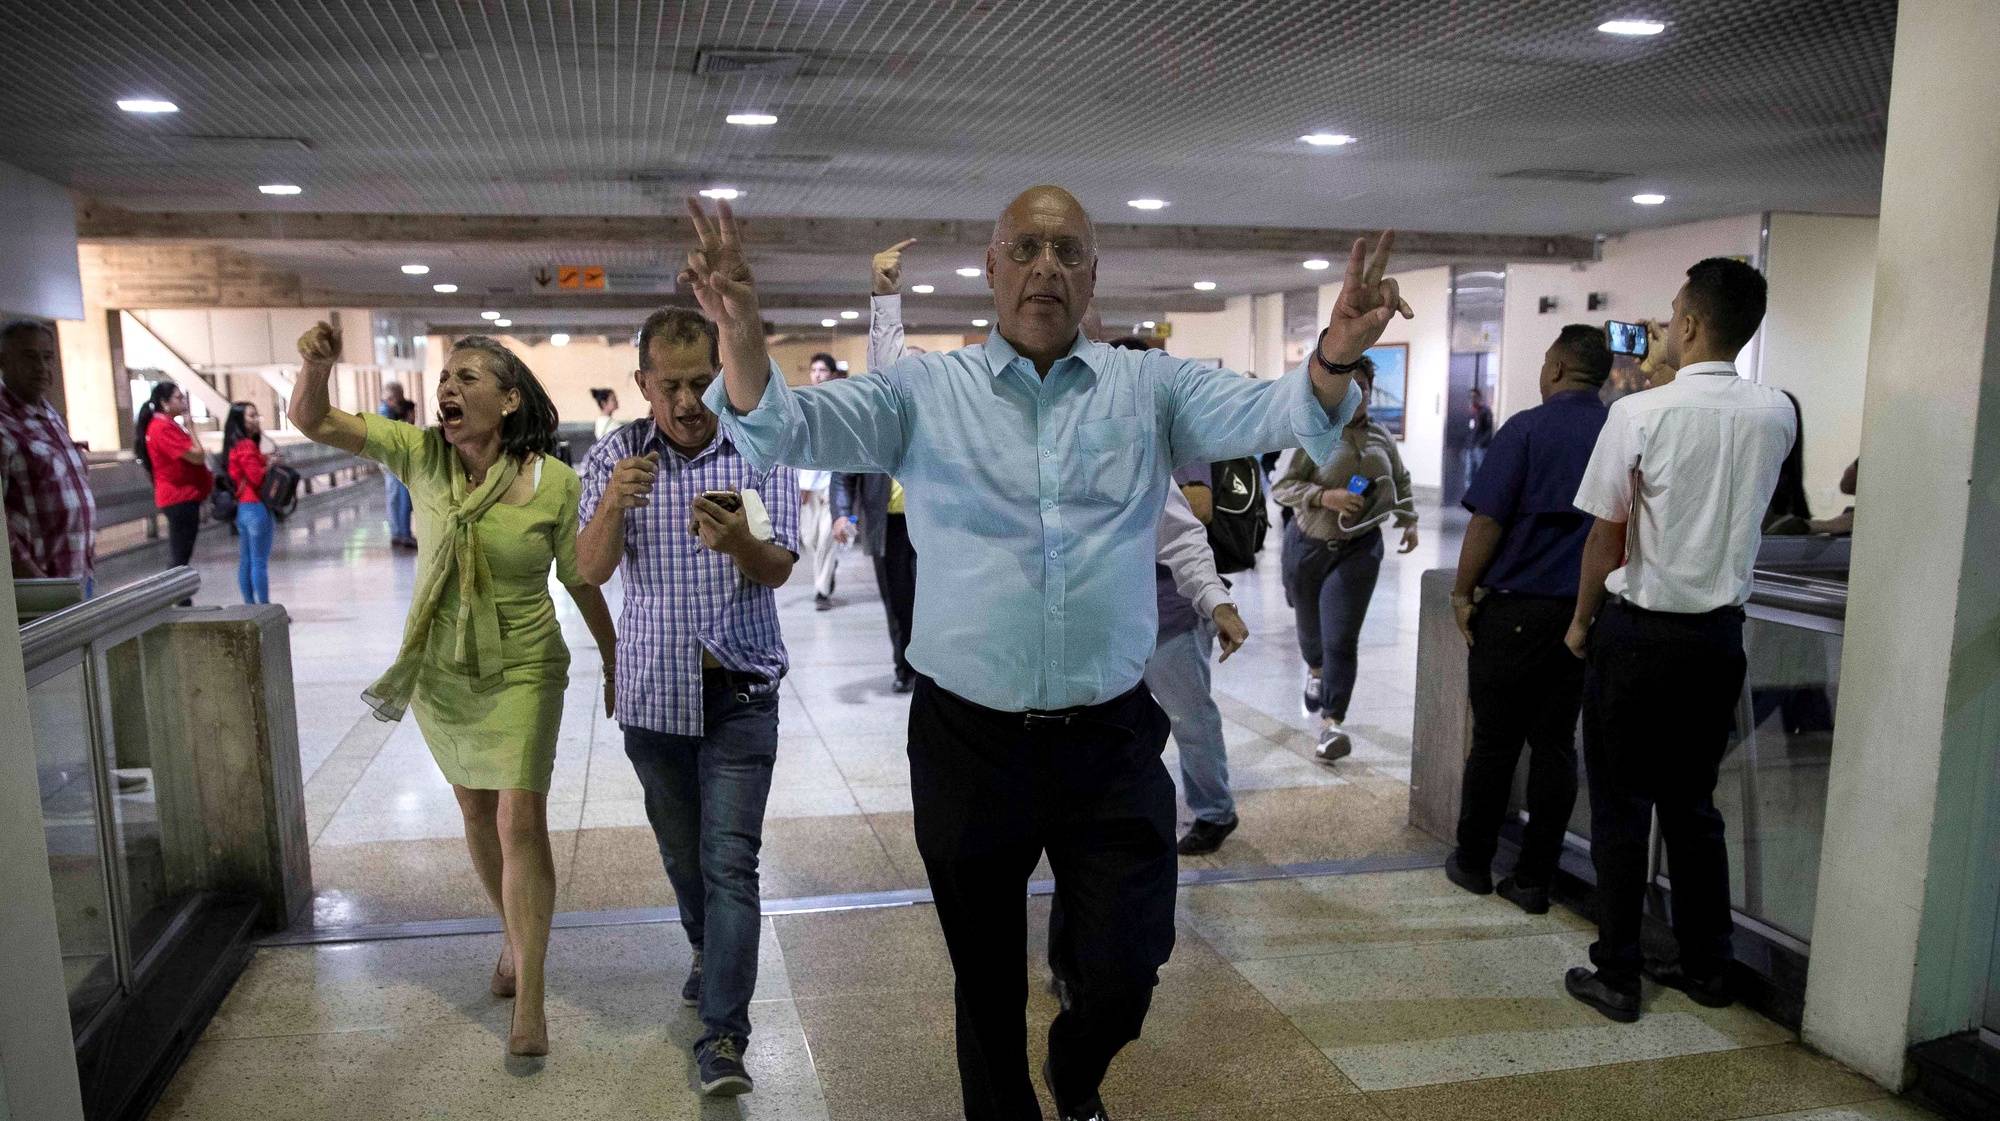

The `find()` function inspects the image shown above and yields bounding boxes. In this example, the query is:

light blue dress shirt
[706,330,1359,713]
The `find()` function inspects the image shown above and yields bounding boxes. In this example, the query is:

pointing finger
[1341,237,1367,293]
[886,238,917,254]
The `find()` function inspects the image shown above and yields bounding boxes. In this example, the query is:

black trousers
[872,512,917,678]
[1581,599,1747,991]
[908,677,1178,1121]
[1456,594,1584,884]
[162,500,202,568]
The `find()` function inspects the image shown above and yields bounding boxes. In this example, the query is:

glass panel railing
[28,657,120,1029]
[102,634,181,969]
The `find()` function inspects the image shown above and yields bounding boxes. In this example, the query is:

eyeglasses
[994,235,1094,268]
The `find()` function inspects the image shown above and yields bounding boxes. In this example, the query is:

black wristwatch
[1312,328,1368,374]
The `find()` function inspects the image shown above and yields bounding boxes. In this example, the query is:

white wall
[1761,213,1878,516]
[0,161,83,323]
[1165,296,1255,374]
[1251,293,1286,379]
[1321,267,1453,490]
[1498,214,1766,420]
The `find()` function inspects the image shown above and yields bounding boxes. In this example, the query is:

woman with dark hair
[286,322,618,1062]
[799,352,849,607]
[590,386,620,440]
[223,402,277,603]
[134,381,213,577]
[1762,389,1813,533]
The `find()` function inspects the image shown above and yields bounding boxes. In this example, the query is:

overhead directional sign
[556,264,607,290]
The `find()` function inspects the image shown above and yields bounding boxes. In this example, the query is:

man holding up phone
[575,307,798,1097]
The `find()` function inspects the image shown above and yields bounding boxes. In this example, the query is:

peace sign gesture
[680,198,760,333]
[1321,231,1415,366]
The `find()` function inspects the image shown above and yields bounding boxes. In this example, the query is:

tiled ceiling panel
[0,0,1895,236]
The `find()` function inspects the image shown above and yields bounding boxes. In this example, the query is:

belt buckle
[1022,711,1075,732]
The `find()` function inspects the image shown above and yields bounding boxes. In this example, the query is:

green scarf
[362,450,520,722]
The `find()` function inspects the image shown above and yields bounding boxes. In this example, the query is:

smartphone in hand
[699,490,743,513]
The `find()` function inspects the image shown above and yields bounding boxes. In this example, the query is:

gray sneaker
[1315,723,1352,764]
[696,1035,753,1096]
[681,949,702,1007]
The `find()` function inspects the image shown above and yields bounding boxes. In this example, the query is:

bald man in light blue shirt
[683,186,1410,1121]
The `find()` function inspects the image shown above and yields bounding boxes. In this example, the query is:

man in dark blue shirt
[1444,324,1612,913]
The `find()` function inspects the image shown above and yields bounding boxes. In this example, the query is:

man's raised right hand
[608,452,660,510]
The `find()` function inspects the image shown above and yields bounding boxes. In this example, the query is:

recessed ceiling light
[1298,133,1356,147]
[1126,198,1168,211]
[549,333,571,346]
[1632,193,1668,205]
[698,187,742,200]
[1302,259,1331,270]
[493,319,512,328]
[725,112,777,126]
[955,267,982,278]
[400,263,430,275]
[838,310,860,320]
[911,284,936,295]
[116,98,178,114]
[1141,321,1157,329]
[821,318,837,327]
[258,183,302,195]
[1598,19,1667,36]
[432,283,458,293]
[480,310,501,320]
[1192,281,1217,291]
[972,318,990,327]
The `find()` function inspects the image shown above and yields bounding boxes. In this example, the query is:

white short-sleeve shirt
[1573,362,1796,614]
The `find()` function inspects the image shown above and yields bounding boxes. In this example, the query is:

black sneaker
[1300,670,1322,719]
[814,593,832,612]
[1443,850,1493,896]
[1042,1056,1109,1121]
[1564,967,1640,1023]
[1495,876,1551,915]
[892,670,915,694]
[1176,816,1238,856]
[1644,960,1734,1008]
[696,1035,753,1096]
[681,950,702,1008]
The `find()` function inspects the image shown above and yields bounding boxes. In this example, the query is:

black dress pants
[1456,594,1584,885]
[162,500,202,568]
[908,677,1178,1121]
[872,513,917,679]
[1581,599,1747,991]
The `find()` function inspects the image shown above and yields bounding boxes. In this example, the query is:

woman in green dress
[288,322,617,1061]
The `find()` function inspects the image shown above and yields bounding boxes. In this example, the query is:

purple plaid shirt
[579,421,798,736]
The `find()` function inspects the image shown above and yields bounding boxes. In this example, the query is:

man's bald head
[987,185,1099,370]
[994,185,1096,245]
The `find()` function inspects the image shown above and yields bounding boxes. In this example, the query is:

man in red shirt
[0,320,95,583]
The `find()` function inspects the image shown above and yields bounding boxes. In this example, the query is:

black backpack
[1206,457,1268,573]
[260,463,302,519]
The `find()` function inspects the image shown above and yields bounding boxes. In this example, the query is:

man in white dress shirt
[1560,257,1796,1023]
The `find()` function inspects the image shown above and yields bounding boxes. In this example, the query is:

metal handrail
[20,567,200,670]
[1749,570,1848,622]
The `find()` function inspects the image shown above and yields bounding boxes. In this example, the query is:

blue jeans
[384,473,413,541]
[235,501,273,604]
[1144,619,1235,825]
[1289,529,1385,723]
[623,676,779,1046]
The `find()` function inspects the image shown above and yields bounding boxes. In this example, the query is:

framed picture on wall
[1364,343,1409,440]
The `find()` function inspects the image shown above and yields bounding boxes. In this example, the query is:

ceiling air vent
[1494,168,1634,184]
[695,48,809,78]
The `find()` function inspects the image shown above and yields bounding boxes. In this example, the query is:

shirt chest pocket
[1070,415,1145,506]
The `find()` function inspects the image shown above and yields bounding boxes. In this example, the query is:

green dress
[359,412,583,793]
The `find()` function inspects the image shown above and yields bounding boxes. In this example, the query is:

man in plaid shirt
[575,307,798,1098]
[0,321,94,584]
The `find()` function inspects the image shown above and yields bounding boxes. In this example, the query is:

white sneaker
[1315,723,1352,764]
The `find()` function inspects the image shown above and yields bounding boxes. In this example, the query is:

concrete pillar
[1803,0,2000,1088]
[0,560,88,1121]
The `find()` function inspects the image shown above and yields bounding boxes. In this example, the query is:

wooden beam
[77,204,1598,262]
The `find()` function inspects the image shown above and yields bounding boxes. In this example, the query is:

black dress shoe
[1644,960,1734,1008]
[1443,850,1492,896]
[1495,876,1551,915]
[1043,1056,1109,1121]
[1565,967,1640,1023]
[1176,816,1238,856]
